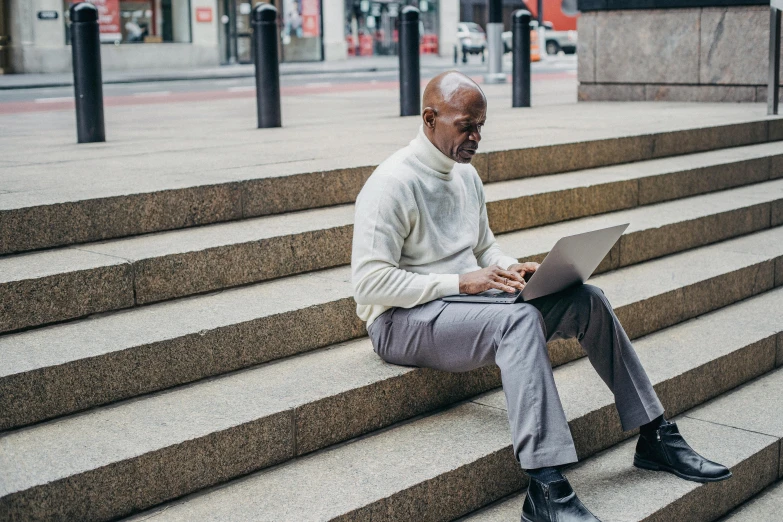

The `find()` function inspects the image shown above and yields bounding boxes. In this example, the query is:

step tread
[463,368,783,521]
[1,105,772,212]
[0,266,353,377]
[3,144,781,285]
[109,289,783,521]
[474,286,783,423]
[483,141,782,201]
[4,201,783,381]
[2,280,780,505]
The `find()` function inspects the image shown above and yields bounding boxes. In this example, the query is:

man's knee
[497,304,547,342]
[570,283,610,311]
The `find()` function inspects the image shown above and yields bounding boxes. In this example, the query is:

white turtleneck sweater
[351,126,519,327]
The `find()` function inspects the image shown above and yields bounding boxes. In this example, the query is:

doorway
[221,0,280,64]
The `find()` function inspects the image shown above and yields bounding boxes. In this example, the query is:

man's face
[430,90,487,164]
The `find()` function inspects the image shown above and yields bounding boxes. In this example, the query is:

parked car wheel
[546,40,560,55]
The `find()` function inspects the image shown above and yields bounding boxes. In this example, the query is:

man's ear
[422,107,437,129]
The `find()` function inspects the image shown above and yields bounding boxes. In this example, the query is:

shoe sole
[633,455,733,483]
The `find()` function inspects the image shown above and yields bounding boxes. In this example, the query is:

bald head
[421,71,487,164]
[423,71,486,111]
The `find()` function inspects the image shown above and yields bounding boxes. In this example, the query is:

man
[351,72,731,522]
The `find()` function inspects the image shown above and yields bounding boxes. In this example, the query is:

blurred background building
[0,0,575,73]
[0,0,445,72]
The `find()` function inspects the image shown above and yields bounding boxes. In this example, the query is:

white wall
[322,0,346,61]
[32,0,66,48]
[191,0,219,47]
[172,0,193,42]
[438,0,458,58]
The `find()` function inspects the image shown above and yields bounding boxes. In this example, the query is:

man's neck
[411,126,456,175]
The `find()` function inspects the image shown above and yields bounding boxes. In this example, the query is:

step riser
[3,157,779,335]
[339,449,526,522]
[571,336,777,461]
[0,262,136,335]
[340,337,781,522]
[3,223,780,433]
[617,203,773,268]
[488,156,772,235]
[2,294,779,521]
[1,122,774,256]
[0,296,366,431]
[645,448,779,522]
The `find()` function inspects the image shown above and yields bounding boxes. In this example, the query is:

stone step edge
[718,476,783,521]
[2,213,780,432]
[461,370,783,522]
[1,119,776,256]
[3,157,781,334]
[99,289,783,522]
[2,285,781,522]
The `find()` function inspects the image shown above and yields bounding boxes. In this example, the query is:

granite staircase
[2,117,783,521]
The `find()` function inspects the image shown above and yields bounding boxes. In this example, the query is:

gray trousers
[367,284,664,469]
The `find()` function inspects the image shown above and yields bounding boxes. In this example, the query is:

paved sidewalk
[0,72,775,213]
[0,55,458,90]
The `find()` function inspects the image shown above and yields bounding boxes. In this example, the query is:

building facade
[0,0,457,73]
[577,0,776,102]
[460,0,577,32]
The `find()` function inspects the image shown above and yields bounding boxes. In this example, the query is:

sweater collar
[410,125,457,177]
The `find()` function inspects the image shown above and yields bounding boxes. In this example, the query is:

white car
[456,22,486,63]
[502,21,577,55]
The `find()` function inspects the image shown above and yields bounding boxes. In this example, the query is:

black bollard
[398,6,420,117]
[512,10,532,108]
[70,2,105,143]
[252,3,281,128]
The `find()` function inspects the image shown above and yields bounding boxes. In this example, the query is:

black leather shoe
[521,477,601,522]
[634,421,732,483]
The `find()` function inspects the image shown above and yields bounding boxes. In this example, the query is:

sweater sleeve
[472,176,519,270]
[351,176,460,307]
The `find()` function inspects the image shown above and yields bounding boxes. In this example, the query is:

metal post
[485,0,505,83]
[399,6,420,117]
[512,10,531,108]
[769,3,782,115]
[252,3,281,128]
[537,0,546,59]
[69,2,105,144]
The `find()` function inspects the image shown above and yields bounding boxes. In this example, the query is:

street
[0,54,576,113]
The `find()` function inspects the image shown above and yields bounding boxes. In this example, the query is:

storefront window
[281,0,322,61]
[64,0,192,44]
[223,0,322,64]
[344,0,438,57]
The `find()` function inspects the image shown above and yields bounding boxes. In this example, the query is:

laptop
[442,223,629,304]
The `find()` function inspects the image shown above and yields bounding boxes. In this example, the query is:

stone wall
[578,5,781,102]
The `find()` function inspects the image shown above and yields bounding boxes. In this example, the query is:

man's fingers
[489,279,521,294]
[492,272,524,290]
[497,269,525,282]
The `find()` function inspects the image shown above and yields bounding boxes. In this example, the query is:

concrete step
[0,189,783,429]
[100,287,783,522]
[1,114,778,256]
[719,478,783,521]
[2,247,782,521]
[3,207,782,433]
[2,144,782,333]
[462,367,783,522]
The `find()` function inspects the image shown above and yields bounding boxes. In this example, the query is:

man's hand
[508,262,540,281]
[459,265,527,294]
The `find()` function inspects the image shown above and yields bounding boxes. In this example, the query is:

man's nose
[469,129,482,142]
